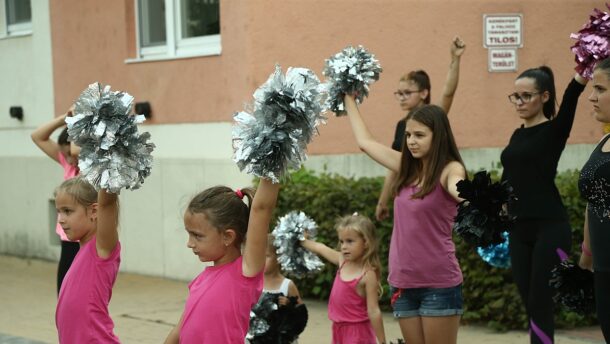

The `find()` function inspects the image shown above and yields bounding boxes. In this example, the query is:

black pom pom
[453,171,516,247]
[248,294,308,344]
[549,260,595,314]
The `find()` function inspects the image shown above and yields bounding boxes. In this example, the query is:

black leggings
[57,241,80,294]
[509,220,572,344]
[595,271,610,342]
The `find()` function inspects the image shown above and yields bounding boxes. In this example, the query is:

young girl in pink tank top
[164,178,280,344]
[302,214,386,344]
[343,95,467,344]
[54,177,121,343]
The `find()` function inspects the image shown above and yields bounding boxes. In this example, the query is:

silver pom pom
[66,82,155,193]
[322,45,383,116]
[232,65,326,183]
[272,211,325,278]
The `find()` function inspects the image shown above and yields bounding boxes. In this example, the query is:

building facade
[0,0,603,279]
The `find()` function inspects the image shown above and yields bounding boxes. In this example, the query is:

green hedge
[272,168,596,331]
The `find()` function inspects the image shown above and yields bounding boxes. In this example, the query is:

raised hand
[451,36,466,58]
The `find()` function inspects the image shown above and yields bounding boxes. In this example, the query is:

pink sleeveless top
[389,183,462,288]
[180,256,263,343]
[56,238,121,343]
[328,264,370,323]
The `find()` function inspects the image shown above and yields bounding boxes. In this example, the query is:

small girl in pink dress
[302,214,386,344]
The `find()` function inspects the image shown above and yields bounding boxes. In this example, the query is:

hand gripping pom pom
[65,82,155,193]
[232,65,326,183]
[247,294,308,344]
[571,4,610,79]
[322,45,383,116]
[453,171,516,248]
[247,292,280,341]
[476,231,511,269]
[272,211,325,278]
[549,251,595,314]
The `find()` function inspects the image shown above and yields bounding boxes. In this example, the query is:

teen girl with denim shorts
[343,95,466,344]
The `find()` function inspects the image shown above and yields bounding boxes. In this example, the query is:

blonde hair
[335,214,383,294]
[54,177,97,207]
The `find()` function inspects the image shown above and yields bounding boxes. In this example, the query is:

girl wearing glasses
[376,37,465,221]
[502,66,587,344]
[579,57,610,342]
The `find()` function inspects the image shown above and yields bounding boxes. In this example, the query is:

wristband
[581,242,593,257]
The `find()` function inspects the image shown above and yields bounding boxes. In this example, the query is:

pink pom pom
[571,4,610,79]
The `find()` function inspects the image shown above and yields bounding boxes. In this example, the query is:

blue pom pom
[477,231,511,268]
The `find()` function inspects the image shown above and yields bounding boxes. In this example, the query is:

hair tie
[235,189,244,199]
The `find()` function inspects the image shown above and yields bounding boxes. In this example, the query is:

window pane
[6,0,31,25]
[180,0,220,39]
[139,0,167,47]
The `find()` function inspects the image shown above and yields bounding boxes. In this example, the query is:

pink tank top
[58,152,79,180]
[180,256,263,343]
[56,238,121,343]
[388,183,462,288]
[56,152,79,241]
[328,264,370,323]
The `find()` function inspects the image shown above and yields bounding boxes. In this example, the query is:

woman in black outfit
[501,67,587,344]
[579,57,610,342]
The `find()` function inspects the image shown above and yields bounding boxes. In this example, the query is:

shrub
[273,168,595,330]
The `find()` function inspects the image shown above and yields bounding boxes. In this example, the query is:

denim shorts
[390,284,464,318]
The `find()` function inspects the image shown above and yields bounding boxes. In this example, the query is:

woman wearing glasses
[375,37,465,221]
[502,67,587,344]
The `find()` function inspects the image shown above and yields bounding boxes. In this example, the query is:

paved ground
[0,255,604,343]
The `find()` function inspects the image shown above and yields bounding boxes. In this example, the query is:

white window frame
[0,0,32,38]
[132,0,220,62]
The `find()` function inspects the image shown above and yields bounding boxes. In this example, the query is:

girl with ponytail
[502,66,587,344]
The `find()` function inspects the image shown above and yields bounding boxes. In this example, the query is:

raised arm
[31,113,68,163]
[438,37,465,114]
[575,73,587,86]
[70,143,81,158]
[95,189,119,258]
[243,178,280,277]
[343,95,402,172]
[301,239,341,266]
[553,74,587,138]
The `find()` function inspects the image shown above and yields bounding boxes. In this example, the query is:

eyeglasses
[394,89,421,100]
[508,92,541,104]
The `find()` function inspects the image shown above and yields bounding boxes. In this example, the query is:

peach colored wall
[50,0,604,155]
[50,0,252,123]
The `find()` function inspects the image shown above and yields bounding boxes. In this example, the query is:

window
[136,0,220,60]
[4,0,32,36]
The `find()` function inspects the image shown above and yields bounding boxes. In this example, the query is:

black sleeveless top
[579,134,610,271]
